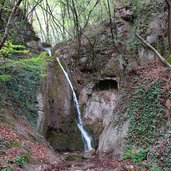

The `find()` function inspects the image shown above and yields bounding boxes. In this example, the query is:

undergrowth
[123,71,171,170]
[0,41,49,126]
[125,81,165,150]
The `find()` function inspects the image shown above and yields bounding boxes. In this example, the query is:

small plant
[148,165,161,171]
[1,167,13,171]
[14,156,26,168]
[0,40,30,58]
[167,54,171,64]
[123,148,148,163]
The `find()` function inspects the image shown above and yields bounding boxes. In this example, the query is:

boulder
[80,79,119,147]
[102,56,125,77]
[98,120,129,159]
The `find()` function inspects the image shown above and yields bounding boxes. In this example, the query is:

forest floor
[0,116,149,171]
[0,120,146,171]
[53,153,145,171]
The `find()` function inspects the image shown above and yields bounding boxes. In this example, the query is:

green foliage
[0,41,30,58]
[0,74,12,82]
[14,156,26,168]
[0,138,28,169]
[148,166,161,171]
[0,139,21,155]
[29,0,115,44]
[7,155,27,168]
[167,54,171,64]
[123,76,170,169]
[123,148,148,163]
[122,0,164,32]
[1,167,13,171]
[147,133,171,170]
[0,41,49,124]
[124,82,164,150]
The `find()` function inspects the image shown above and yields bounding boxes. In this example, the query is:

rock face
[41,61,83,151]
[102,56,125,78]
[80,77,129,158]
[138,13,167,64]
[80,78,119,148]
[98,120,129,159]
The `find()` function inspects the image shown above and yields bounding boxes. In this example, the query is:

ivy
[124,81,165,150]
[0,41,50,125]
[123,148,148,163]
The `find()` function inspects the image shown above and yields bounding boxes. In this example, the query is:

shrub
[123,148,148,163]
[0,41,50,125]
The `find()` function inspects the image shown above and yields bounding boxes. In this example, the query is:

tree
[165,0,171,54]
[0,0,6,27]
[0,0,24,49]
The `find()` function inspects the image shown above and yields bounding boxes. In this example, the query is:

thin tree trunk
[0,0,6,27]
[136,33,171,69]
[0,0,23,49]
[71,0,81,57]
[106,0,125,57]
[165,0,171,54]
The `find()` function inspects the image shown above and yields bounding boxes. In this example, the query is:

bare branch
[135,33,171,69]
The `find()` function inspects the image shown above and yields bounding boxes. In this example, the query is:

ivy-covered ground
[121,61,171,170]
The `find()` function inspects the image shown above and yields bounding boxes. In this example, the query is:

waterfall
[44,47,52,56]
[56,57,93,152]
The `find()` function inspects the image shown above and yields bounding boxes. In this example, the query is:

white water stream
[56,57,93,152]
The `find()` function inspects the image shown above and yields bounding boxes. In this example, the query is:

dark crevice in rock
[80,68,96,73]
[93,79,118,91]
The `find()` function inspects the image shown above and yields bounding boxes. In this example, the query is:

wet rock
[126,165,135,171]
[36,92,45,134]
[114,165,135,171]
[64,153,83,162]
[25,164,49,171]
[83,90,119,146]
[42,61,83,151]
[83,149,96,159]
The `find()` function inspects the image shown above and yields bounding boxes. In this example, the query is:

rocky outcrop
[102,56,125,78]
[138,13,167,64]
[80,76,129,158]
[79,78,119,148]
[41,60,83,151]
[98,120,129,159]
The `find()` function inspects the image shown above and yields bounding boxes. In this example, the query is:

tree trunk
[136,33,171,69]
[0,0,23,50]
[0,0,6,28]
[165,0,171,54]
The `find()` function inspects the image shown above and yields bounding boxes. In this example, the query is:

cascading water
[56,57,93,152]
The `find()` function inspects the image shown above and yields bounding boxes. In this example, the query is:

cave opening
[94,78,118,91]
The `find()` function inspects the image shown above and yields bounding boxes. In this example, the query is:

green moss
[47,123,84,151]
[167,54,171,64]
[1,167,13,171]
[64,153,83,161]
